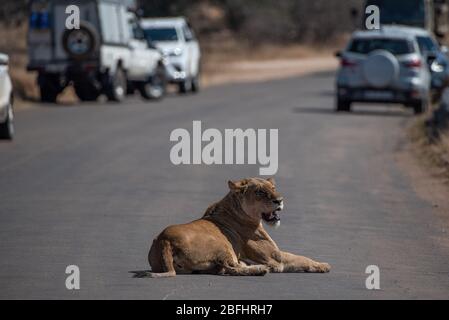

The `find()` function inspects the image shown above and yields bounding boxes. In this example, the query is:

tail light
[404,58,422,68]
[341,58,358,67]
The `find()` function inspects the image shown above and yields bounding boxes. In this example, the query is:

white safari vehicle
[27,0,167,103]
[141,17,201,93]
[0,53,14,140]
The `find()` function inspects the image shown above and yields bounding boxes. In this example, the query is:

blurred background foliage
[0,0,363,44]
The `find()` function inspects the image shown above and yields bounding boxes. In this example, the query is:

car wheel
[191,73,200,93]
[39,86,58,103]
[412,100,427,115]
[38,74,62,103]
[431,90,443,104]
[106,67,127,102]
[336,98,352,112]
[178,78,192,94]
[138,63,167,100]
[74,82,100,102]
[0,102,14,140]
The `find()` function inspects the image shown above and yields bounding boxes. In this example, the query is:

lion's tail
[147,238,176,278]
[147,271,176,278]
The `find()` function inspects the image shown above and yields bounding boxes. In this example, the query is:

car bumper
[27,60,101,74]
[337,86,426,104]
[163,62,187,83]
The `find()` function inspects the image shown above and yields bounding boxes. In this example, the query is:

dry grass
[408,115,449,184]
[201,31,345,76]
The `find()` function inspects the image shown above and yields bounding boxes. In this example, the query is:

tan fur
[148,178,330,277]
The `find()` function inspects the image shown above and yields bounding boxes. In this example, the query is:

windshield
[349,38,414,55]
[366,0,426,27]
[144,27,179,42]
[416,36,438,53]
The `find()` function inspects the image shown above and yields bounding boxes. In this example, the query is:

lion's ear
[267,177,276,187]
[228,180,240,191]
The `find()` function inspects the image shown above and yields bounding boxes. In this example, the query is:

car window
[416,36,438,53]
[348,38,414,55]
[144,28,178,42]
[183,25,194,42]
[99,2,122,44]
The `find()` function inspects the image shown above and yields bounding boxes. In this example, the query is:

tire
[411,92,430,115]
[0,102,14,140]
[38,73,62,103]
[431,90,443,104]
[178,78,192,94]
[336,98,351,112]
[126,82,136,95]
[74,82,100,102]
[62,21,99,60]
[138,63,167,100]
[191,73,200,93]
[106,67,127,102]
[412,100,426,115]
[39,86,58,103]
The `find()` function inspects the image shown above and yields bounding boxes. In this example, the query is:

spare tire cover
[62,21,99,60]
[363,50,399,88]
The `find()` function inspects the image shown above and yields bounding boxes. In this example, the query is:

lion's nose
[273,198,283,205]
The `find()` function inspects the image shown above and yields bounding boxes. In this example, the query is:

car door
[182,23,200,78]
[127,20,158,81]
[0,55,12,122]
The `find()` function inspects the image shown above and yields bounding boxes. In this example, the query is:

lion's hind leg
[218,263,269,276]
[148,239,177,278]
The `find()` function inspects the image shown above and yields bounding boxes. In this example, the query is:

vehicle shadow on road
[292,106,411,118]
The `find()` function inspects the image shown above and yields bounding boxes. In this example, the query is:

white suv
[335,25,433,114]
[0,53,14,140]
[27,0,166,103]
[141,17,201,94]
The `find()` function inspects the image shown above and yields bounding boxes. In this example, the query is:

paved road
[1,72,449,299]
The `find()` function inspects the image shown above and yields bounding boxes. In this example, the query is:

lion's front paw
[316,262,331,273]
[307,262,331,273]
[253,265,270,276]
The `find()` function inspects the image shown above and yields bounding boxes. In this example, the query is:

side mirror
[0,53,9,66]
[135,8,144,18]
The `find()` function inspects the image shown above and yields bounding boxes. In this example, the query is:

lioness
[148,178,330,277]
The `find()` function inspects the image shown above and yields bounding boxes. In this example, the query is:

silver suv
[335,25,434,114]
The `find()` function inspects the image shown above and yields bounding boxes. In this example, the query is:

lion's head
[228,178,284,228]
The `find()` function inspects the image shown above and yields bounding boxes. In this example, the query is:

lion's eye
[255,190,266,197]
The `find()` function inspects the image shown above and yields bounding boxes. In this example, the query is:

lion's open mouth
[262,208,282,224]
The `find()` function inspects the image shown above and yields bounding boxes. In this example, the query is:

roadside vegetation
[409,105,449,184]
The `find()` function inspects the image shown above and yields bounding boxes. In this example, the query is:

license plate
[364,90,394,100]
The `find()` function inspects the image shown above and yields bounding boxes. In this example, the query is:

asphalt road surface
[1,72,449,299]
